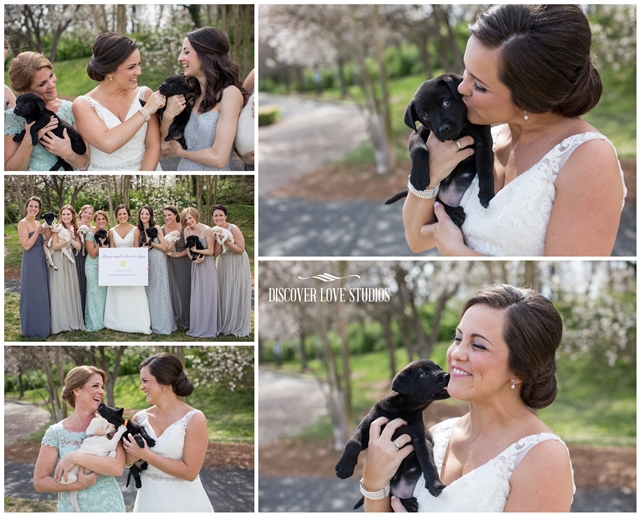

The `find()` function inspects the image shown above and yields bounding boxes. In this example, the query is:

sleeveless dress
[84,231,107,332]
[146,234,177,335]
[74,245,87,321]
[78,87,161,171]
[216,224,252,337]
[459,128,628,256]
[103,227,152,334]
[163,226,191,329]
[133,409,214,512]
[5,100,77,171]
[20,232,51,339]
[414,418,576,511]
[42,423,125,512]
[177,111,232,171]
[50,239,84,334]
[186,235,221,338]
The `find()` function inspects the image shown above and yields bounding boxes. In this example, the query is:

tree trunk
[337,262,353,434]
[381,310,397,380]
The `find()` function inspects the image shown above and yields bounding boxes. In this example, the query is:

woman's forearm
[402,193,438,253]
[60,148,89,170]
[81,111,147,155]
[178,147,229,169]
[34,475,88,493]
[71,452,125,477]
[20,230,40,252]
[143,453,199,482]
[5,137,35,171]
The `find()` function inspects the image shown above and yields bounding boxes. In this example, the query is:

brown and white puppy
[386,74,494,227]
[335,359,450,511]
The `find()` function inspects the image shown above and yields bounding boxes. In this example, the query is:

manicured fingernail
[434,201,440,207]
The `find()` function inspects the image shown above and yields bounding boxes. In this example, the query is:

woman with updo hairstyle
[403,4,626,257]
[363,285,575,512]
[5,51,89,171]
[17,196,51,339]
[34,366,126,512]
[124,353,214,511]
[73,32,166,170]
[162,205,192,329]
[160,27,248,171]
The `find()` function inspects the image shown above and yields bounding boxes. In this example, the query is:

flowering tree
[186,347,254,392]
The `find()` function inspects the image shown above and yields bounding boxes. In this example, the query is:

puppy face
[86,415,116,436]
[43,212,56,226]
[98,403,125,426]
[159,75,190,97]
[185,235,200,247]
[14,93,46,120]
[391,359,450,404]
[404,74,467,142]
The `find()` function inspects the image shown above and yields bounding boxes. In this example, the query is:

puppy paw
[426,479,446,497]
[335,458,356,479]
[401,497,420,512]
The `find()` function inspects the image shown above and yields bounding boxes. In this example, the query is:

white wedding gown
[103,227,152,334]
[133,409,214,512]
[413,418,576,511]
[78,87,162,171]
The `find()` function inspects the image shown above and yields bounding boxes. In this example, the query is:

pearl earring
[511,380,516,390]
[523,111,529,121]
[109,76,113,81]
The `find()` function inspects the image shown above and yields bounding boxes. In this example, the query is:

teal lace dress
[4,100,77,171]
[84,232,107,331]
[42,423,125,512]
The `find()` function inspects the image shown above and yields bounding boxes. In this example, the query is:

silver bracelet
[359,478,391,501]
[407,174,440,199]
[139,107,151,122]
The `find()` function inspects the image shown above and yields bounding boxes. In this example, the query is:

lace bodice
[5,100,76,171]
[459,127,627,256]
[136,409,200,482]
[177,111,232,171]
[78,88,149,170]
[414,418,576,511]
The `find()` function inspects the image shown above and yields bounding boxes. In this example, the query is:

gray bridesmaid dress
[186,236,220,338]
[50,246,84,334]
[20,232,51,339]
[176,111,233,171]
[163,227,191,329]
[146,233,177,335]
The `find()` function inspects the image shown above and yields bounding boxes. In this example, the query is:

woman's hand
[425,132,475,187]
[34,117,59,141]
[420,202,470,256]
[164,95,187,121]
[194,255,205,264]
[170,139,186,157]
[362,417,414,492]
[73,468,99,490]
[144,91,167,115]
[39,128,73,158]
[123,434,150,462]
[54,452,78,483]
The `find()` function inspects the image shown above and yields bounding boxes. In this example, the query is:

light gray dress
[216,224,252,337]
[146,235,177,335]
[163,227,191,329]
[186,236,221,338]
[50,246,84,334]
[177,111,232,171]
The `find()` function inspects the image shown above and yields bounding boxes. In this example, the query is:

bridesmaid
[75,205,94,321]
[84,210,109,331]
[17,196,51,339]
[162,206,191,329]
[181,207,221,338]
[137,206,176,335]
[212,204,251,337]
[50,205,84,334]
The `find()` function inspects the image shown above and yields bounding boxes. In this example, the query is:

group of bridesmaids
[18,196,252,340]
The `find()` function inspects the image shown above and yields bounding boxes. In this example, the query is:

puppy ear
[391,367,416,396]
[404,101,419,132]
[36,96,46,110]
[443,74,463,101]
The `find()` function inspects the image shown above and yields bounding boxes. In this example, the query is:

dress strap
[78,95,102,111]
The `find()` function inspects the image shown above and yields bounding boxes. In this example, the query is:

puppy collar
[124,419,129,427]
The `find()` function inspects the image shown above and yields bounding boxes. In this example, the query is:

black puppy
[140,226,158,247]
[94,229,110,248]
[386,74,494,227]
[98,403,156,489]
[157,75,191,150]
[336,360,450,512]
[185,235,204,261]
[13,93,87,171]
[41,212,57,228]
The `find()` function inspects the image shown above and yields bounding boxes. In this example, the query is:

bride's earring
[523,111,529,121]
[511,379,516,390]
[109,75,113,81]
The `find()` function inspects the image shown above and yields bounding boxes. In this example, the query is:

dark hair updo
[212,204,227,216]
[461,284,563,409]
[469,4,602,117]
[87,32,138,82]
[140,352,194,397]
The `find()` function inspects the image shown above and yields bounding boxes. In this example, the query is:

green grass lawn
[272,345,635,448]
[5,372,254,444]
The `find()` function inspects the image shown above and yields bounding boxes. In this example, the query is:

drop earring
[523,111,529,121]
[511,379,516,390]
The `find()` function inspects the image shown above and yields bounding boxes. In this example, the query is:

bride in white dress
[103,205,151,334]
[124,353,214,512]
[72,32,165,171]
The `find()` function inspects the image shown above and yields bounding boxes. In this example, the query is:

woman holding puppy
[162,206,192,329]
[5,52,89,171]
[49,205,84,334]
[17,196,51,339]
[182,207,221,337]
[75,205,94,321]
[124,353,214,511]
[34,366,126,512]
[137,206,176,335]
[212,204,252,337]
[362,285,574,512]
[160,27,248,171]
[403,5,626,257]
[84,210,110,332]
